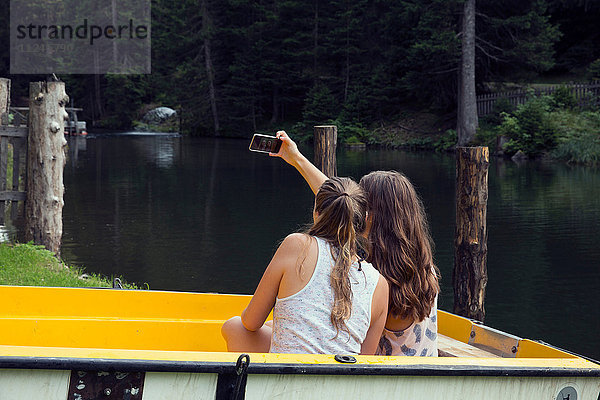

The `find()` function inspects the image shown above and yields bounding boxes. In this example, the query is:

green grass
[550,110,600,164]
[0,242,137,288]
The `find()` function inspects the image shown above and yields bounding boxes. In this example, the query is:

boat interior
[0,286,577,360]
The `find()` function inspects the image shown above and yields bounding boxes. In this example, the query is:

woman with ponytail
[272,131,441,357]
[222,177,389,355]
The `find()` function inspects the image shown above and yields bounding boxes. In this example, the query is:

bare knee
[221,316,272,353]
[221,316,244,342]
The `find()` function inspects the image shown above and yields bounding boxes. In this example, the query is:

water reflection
[1,203,23,244]
[57,135,599,360]
[0,224,16,243]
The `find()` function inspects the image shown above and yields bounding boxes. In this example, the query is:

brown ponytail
[307,177,368,335]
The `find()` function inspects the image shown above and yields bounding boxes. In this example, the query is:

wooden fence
[0,79,28,227]
[0,125,28,226]
[476,82,600,116]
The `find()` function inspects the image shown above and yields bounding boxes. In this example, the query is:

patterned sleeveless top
[270,236,381,354]
[376,295,438,357]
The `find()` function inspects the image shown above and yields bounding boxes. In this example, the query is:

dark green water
[59,134,599,360]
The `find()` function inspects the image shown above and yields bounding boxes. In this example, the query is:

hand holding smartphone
[249,134,283,154]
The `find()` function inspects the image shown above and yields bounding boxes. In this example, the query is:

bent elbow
[241,310,260,332]
[242,320,260,332]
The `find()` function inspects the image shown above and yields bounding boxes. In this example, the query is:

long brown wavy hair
[307,177,368,334]
[359,171,440,322]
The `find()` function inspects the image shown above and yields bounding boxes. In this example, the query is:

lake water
[10,133,600,360]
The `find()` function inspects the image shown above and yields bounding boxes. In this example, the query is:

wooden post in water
[453,146,489,322]
[314,125,337,177]
[25,81,69,255]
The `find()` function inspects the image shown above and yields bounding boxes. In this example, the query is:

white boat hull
[0,367,598,400]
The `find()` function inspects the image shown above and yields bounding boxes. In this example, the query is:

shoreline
[0,242,136,289]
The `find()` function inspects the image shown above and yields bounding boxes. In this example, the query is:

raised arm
[270,130,327,195]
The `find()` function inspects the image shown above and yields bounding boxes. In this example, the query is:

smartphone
[249,134,283,154]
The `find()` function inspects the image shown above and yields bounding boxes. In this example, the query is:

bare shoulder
[280,232,311,250]
[271,233,313,269]
[272,233,317,298]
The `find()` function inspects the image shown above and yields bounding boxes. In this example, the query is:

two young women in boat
[270,131,441,357]
[222,176,389,354]
[222,130,440,356]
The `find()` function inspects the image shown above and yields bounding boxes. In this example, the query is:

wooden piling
[314,125,337,177]
[453,146,489,322]
[25,81,68,255]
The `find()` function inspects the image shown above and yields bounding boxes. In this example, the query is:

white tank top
[270,236,381,354]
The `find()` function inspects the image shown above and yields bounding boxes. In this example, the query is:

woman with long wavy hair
[272,131,440,357]
[222,177,389,355]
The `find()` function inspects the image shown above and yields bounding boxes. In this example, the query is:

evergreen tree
[547,0,600,73]
[0,0,579,135]
[302,82,337,127]
[477,0,561,80]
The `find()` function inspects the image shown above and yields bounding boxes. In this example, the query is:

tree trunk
[457,0,478,146]
[270,87,280,124]
[344,6,350,103]
[201,0,220,136]
[313,0,319,83]
[314,125,337,177]
[111,0,118,67]
[25,81,68,256]
[453,146,489,322]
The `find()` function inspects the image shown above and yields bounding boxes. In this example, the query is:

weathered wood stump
[25,81,69,256]
[453,146,489,322]
[314,125,337,177]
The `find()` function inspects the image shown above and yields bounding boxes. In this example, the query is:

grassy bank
[0,242,136,288]
[474,90,600,164]
[291,110,450,150]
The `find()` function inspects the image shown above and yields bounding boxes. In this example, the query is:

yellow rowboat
[0,286,598,400]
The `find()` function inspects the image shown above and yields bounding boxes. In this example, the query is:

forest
[1,0,599,157]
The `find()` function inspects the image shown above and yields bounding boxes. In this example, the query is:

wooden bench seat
[438,334,501,358]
